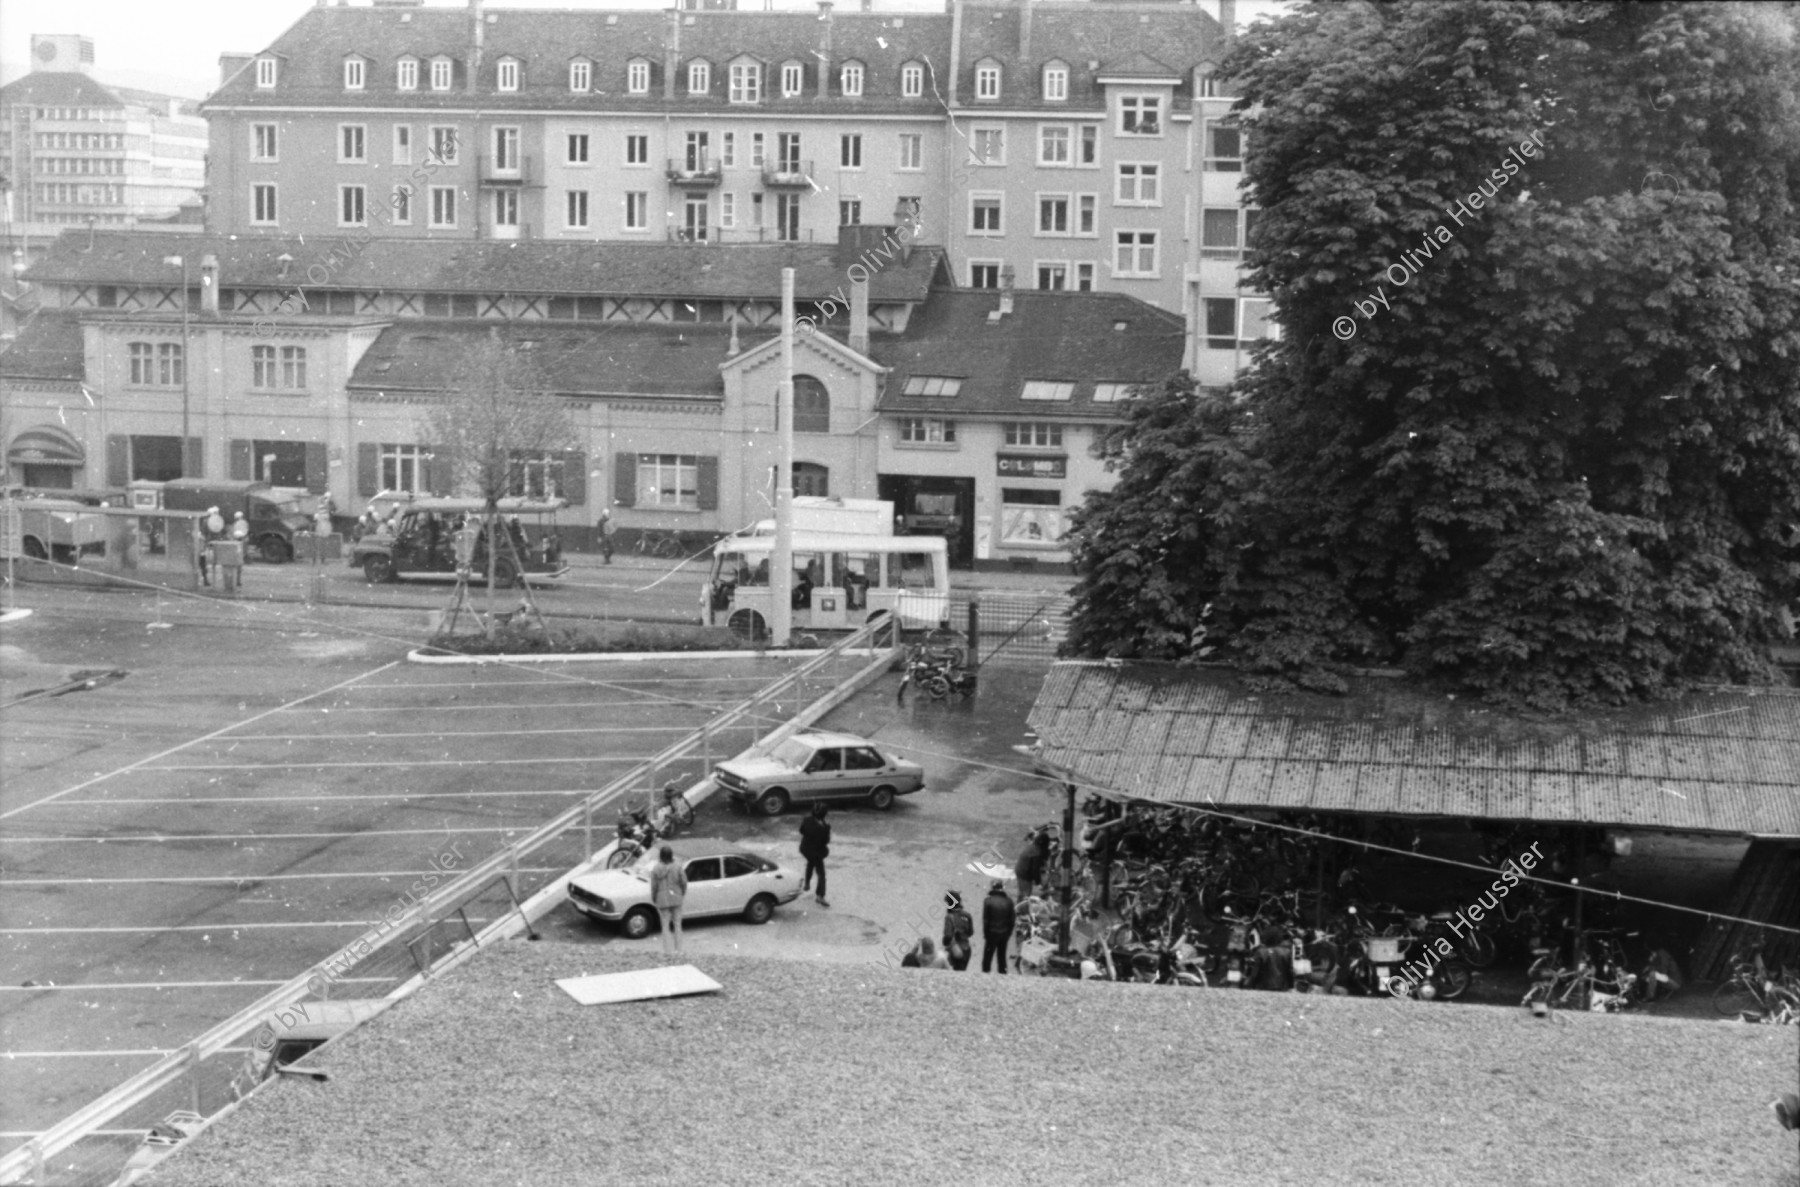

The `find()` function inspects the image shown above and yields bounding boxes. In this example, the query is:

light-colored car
[712,730,926,816]
[567,846,802,939]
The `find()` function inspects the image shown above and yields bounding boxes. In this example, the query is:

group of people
[901,883,1010,973]
[194,505,249,589]
[642,801,832,958]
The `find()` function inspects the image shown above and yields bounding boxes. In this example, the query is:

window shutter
[357,443,379,496]
[426,446,455,495]
[185,438,204,479]
[107,435,129,487]
[696,455,719,511]
[560,451,586,505]
[230,439,254,481]
[613,452,636,507]
[304,442,329,494]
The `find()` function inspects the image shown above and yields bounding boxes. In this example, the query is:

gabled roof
[0,313,85,383]
[24,231,946,304]
[871,290,1183,419]
[1096,51,1181,81]
[1028,663,1800,838]
[953,1,1218,110]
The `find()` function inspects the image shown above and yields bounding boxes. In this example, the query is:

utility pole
[771,267,795,646]
[163,254,192,475]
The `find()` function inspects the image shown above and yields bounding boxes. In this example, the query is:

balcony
[760,159,814,189]
[476,152,534,187]
[665,157,722,188]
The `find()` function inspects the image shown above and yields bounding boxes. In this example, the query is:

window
[899,418,956,444]
[567,133,589,165]
[397,57,418,91]
[902,376,962,396]
[493,127,519,172]
[628,60,650,94]
[751,192,764,226]
[128,342,183,386]
[1039,125,1070,166]
[683,196,708,241]
[393,125,412,164]
[494,190,519,229]
[1077,194,1097,235]
[1038,195,1069,234]
[1076,263,1095,291]
[839,199,861,226]
[1120,95,1162,136]
[1020,381,1074,402]
[970,262,1000,289]
[429,126,459,164]
[1004,422,1064,447]
[971,126,1004,165]
[723,854,763,879]
[391,185,411,225]
[751,133,765,167]
[339,125,366,163]
[777,132,801,172]
[381,444,427,494]
[626,134,648,166]
[794,376,830,432]
[898,133,922,170]
[721,192,736,228]
[252,124,277,161]
[1207,297,1280,347]
[1043,63,1068,101]
[781,62,804,97]
[430,57,453,91]
[252,345,307,390]
[684,131,710,171]
[1036,263,1067,290]
[721,133,735,168]
[497,58,519,92]
[1205,122,1242,172]
[1115,231,1158,276]
[685,857,722,884]
[1117,164,1159,204]
[339,185,365,226]
[729,62,760,103]
[840,134,862,168]
[566,190,589,228]
[901,63,923,98]
[255,57,277,88]
[975,61,1001,101]
[688,60,710,95]
[128,342,152,385]
[570,59,591,92]
[430,186,457,227]
[507,452,565,499]
[1091,382,1138,403]
[1079,125,1098,166]
[841,61,864,97]
[637,454,699,508]
[252,183,277,225]
[624,191,648,230]
[970,194,1002,235]
[1202,208,1243,258]
[344,57,365,90]
[1001,489,1064,544]
[776,193,801,241]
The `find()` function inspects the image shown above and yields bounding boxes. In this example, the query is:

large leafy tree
[1065,0,1800,710]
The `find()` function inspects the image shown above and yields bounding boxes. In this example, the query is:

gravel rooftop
[154,943,1799,1187]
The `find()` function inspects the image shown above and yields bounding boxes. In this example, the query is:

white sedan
[567,845,803,939]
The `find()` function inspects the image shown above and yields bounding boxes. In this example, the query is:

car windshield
[771,738,816,768]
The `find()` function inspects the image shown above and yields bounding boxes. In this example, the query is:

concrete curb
[405,646,891,665]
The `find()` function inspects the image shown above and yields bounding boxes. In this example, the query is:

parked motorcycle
[605,805,659,869]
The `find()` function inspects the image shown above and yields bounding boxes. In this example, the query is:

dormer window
[1119,94,1162,136]
[840,61,864,97]
[397,57,418,91]
[901,62,923,98]
[1043,61,1068,101]
[255,56,277,89]
[496,57,520,92]
[975,60,1001,101]
[627,59,650,95]
[781,61,804,97]
[343,56,365,91]
[729,60,761,104]
[570,58,591,92]
[687,60,710,95]
[430,57,453,91]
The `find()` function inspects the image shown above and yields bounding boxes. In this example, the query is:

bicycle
[634,528,685,558]
[1712,953,1800,1019]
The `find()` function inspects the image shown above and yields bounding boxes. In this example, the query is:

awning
[6,424,86,465]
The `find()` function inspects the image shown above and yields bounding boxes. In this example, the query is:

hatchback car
[712,730,926,816]
[566,846,802,939]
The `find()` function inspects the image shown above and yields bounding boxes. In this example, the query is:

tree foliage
[421,327,577,509]
[1064,0,1800,711]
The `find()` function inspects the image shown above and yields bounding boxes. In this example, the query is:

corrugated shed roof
[24,231,946,303]
[1027,662,1800,837]
[0,313,85,382]
[870,289,1183,419]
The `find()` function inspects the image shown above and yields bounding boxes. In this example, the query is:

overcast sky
[1,0,1287,99]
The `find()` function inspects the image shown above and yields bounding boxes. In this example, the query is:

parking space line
[0,979,391,992]
[209,725,700,742]
[53,789,590,805]
[284,699,744,714]
[0,919,500,934]
[340,675,773,690]
[137,756,663,771]
[0,827,530,844]
[0,1049,204,1059]
[0,868,560,886]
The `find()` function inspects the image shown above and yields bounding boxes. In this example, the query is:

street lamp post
[163,255,191,474]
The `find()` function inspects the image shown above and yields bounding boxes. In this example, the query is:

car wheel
[729,609,768,642]
[260,535,291,564]
[621,907,657,940]
[744,894,776,925]
[757,788,789,816]
[22,537,48,561]
[363,555,395,584]
[493,559,521,588]
[869,785,896,811]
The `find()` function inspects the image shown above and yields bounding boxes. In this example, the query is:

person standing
[799,803,831,907]
[596,507,616,564]
[942,891,974,971]
[981,881,1016,974]
[648,845,687,956]
[1015,829,1048,904]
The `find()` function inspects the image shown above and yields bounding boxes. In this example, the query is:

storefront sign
[996,454,1066,479]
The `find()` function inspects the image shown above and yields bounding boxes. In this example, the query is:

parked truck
[159,479,311,563]
[0,488,111,564]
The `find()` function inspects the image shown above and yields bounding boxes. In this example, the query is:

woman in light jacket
[649,845,687,955]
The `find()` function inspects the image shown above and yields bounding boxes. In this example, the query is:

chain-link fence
[950,592,1071,668]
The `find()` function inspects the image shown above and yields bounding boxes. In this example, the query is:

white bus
[702,531,950,640]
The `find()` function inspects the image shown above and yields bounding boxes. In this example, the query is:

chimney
[850,275,869,354]
[998,265,1015,316]
[664,9,681,100]
[469,0,483,94]
[1019,0,1032,62]
[816,2,833,100]
[200,254,220,314]
[1218,0,1235,41]
[947,0,963,103]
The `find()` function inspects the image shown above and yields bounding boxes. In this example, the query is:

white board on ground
[556,965,722,1006]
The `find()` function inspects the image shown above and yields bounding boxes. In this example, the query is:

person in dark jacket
[942,890,974,971]
[1014,829,1049,903]
[981,881,1016,974]
[798,803,831,907]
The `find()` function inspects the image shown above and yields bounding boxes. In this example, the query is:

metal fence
[952,591,1072,668]
[0,620,901,1187]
